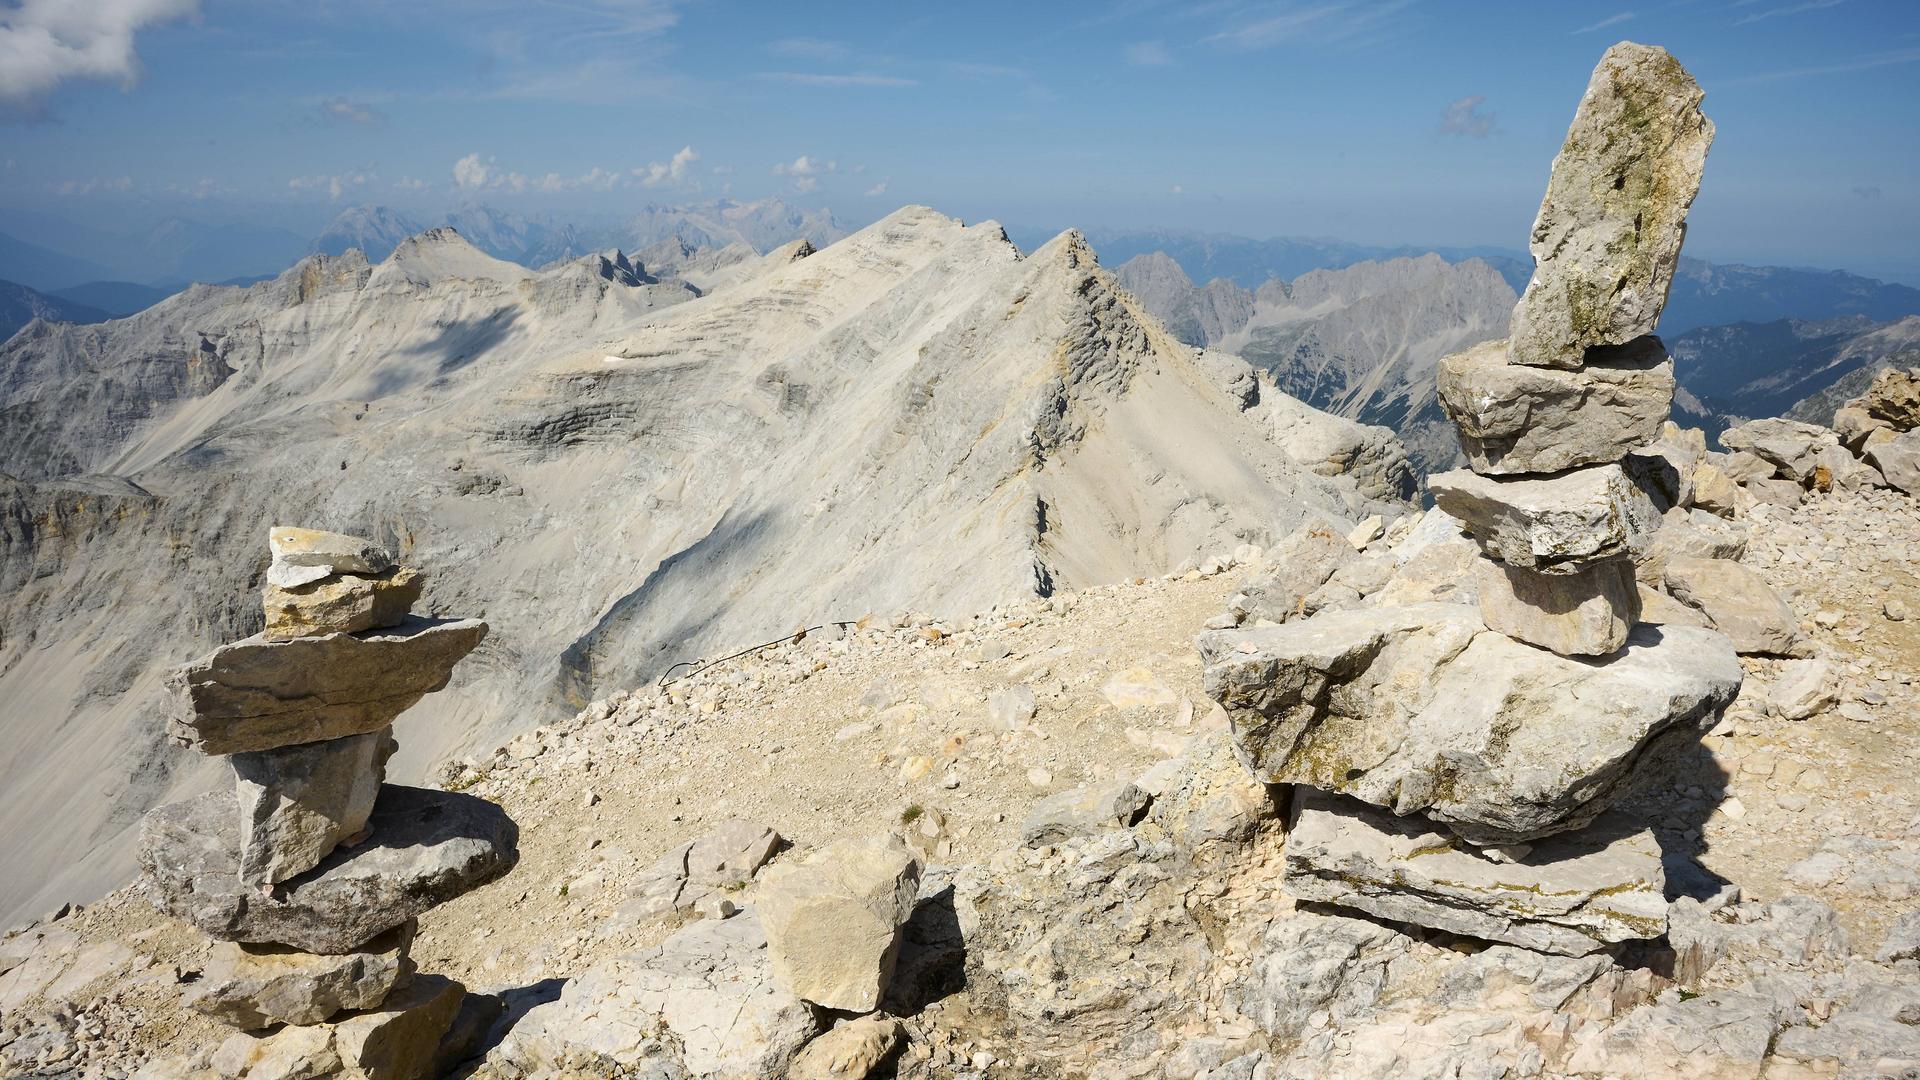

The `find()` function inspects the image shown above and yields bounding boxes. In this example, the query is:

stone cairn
[1199,43,1745,956]
[137,527,516,1078]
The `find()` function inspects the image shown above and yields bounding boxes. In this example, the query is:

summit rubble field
[6,479,1919,1076]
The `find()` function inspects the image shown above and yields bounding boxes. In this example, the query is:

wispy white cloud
[0,0,200,106]
[290,168,375,200]
[319,96,383,126]
[865,179,889,196]
[1170,184,1185,195]
[1205,0,1415,50]
[755,71,917,87]
[169,176,231,199]
[766,36,849,61]
[53,175,134,196]
[1440,94,1496,137]
[1126,40,1174,67]
[1722,45,1920,84]
[773,154,832,193]
[634,145,699,187]
[394,176,427,192]
[1735,0,1846,26]
[1572,11,1634,34]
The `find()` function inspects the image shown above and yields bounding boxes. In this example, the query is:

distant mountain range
[0,279,110,341]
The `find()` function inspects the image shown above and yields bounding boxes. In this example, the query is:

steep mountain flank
[0,207,1406,925]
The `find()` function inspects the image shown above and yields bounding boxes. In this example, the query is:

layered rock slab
[187,922,416,1030]
[1507,42,1713,369]
[140,785,517,953]
[266,526,395,589]
[1437,336,1674,474]
[262,565,422,642]
[1428,465,1658,574]
[166,617,488,755]
[1472,556,1640,657]
[232,727,396,888]
[1284,790,1667,956]
[1197,603,1740,843]
[1663,555,1804,656]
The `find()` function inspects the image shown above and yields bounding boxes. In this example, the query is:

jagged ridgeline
[0,206,1411,925]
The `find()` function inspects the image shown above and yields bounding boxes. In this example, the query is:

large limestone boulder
[1507,42,1713,369]
[262,566,422,642]
[166,617,488,755]
[476,914,820,1079]
[1663,554,1804,656]
[788,1015,905,1080]
[1232,519,1360,625]
[211,973,463,1080]
[1851,366,1920,431]
[1717,418,1840,483]
[1198,604,1740,843]
[187,922,415,1030]
[266,527,395,590]
[1428,465,1658,574]
[1436,336,1674,474]
[140,786,517,954]
[756,835,922,1012]
[232,727,395,888]
[1472,555,1639,657]
[1284,790,1667,956]
[1865,430,1920,494]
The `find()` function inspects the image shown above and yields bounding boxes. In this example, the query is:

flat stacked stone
[1200,42,1738,957]
[136,527,516,1076]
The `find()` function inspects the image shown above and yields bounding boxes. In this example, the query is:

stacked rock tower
[138,527,517,1077]
[1199,43,1744,956]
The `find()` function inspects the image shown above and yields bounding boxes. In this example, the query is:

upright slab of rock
[1506,41,1713,370]
[136,527,516,1079]
[1201,42,1738,957]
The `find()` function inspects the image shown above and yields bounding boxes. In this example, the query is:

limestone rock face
[1663,554,1804,656]
[1198,604,1740,843]
[1718,419,1840,483]
[476,914,820,1079]
[1507,42,1713,369]
[1851,366,1920,431]
[166,617,489,755]
[1284,790,1667,955]
[1437,336,1674,474]
[1865,430,1920,494]
[232,727,396,888]
[756,835,922,1012]
[1472,556,1639,657]
[140,786,517,954]
[186,922,416,1030]
[1428,465,1659,574]
[266,527,395,590]
[262,566,422,641]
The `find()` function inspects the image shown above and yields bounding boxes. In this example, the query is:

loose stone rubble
[131,527,516,1080]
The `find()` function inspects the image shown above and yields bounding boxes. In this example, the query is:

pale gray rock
[1021,780,1152,848]
[1637,583,1712,628]
[166,617,488,755]
[1742,476,1807,508]
[787,1015,903,1080]
[1718,449,1776,483]
[1766,658,1836,721]
[1507,42,1713,369]
[1635,506,1748,585]
[232,726,395,888]
[140,785,517,953]
[330,974,465,1080]
[1284,790,1667,955]
[987,684,1037,731]
[1137,729,1275,859]
[265,526,394,590]
[1808,442,1882,492]
[1428,464,1659,574]
[479,913,819,1079]
[1564,974,1810,1079]
[1624,439,1700,512]
[756,835,921,1012]
[1663,554,1804,655]
[186,922,415,1030]
[623,820,784,921]
[1472,554,1639,657]
[1877,910,1920,963]
[1436,335,1674,474]
[1198,604,1740,843]
[1830,405,1890,451]
[1718,418,1841,483]
[1233,519,1360,624]
[1865,430,1920,494]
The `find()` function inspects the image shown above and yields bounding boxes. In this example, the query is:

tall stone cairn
[137,526,517,1079]
[1198,43,1743,958]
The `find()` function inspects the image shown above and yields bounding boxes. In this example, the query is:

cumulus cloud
[394,176,427,191]
[289,169,373,200]
[774,154,831,193]
[634,145,698,187]
[452,152,494,189]
[0,0,199,105]
[319,97,383,126]
[1440,95,1496,137]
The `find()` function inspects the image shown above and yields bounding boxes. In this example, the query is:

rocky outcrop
[756,835,922,1012]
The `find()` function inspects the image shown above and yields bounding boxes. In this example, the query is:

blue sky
[3,0,1917,278]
